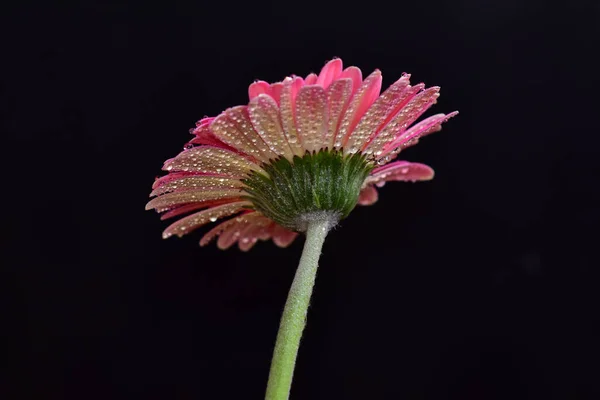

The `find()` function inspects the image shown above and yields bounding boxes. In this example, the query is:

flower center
[242,150,374,232]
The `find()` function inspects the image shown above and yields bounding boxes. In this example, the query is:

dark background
[3,0,600,399]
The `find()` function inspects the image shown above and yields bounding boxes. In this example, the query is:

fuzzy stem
[265,218,331,400]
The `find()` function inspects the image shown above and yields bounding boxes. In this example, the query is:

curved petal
[248,94,294,159]
[363,87,440,157]
[324,78,353,148]
[316,58,343,89]
[304,73,318,85]
[382,111,459,156]
[271,224,299,248]
[152,172,225,190]
[216,222,244,249]
[193,116,216,128]
[200,211,261,248]
[160,200,235,220]
[237,218,273,251]
[295,85,328,152]
[188,122,236,151]
[339,66,363,94]
[145,189,244,211]
[150,176,243,197]
[210,107,278,163]
[357,185,379,206]
[279,76,305,156]
[163,201,251,239]
[335,70,382,149]
[210,213,272,250]
[248,81,271,100]
[163,146,264,176]
[270,82,283,104]
[345,75,420,152]
[366,161,435,185]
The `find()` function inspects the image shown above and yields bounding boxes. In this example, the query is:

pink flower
[147,58,458,251]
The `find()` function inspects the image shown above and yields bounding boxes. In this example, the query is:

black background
[3,0,600,399]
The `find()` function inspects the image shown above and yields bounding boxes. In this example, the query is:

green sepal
[242,150,373,231]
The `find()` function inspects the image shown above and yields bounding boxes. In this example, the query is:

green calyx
[242,150,374,232]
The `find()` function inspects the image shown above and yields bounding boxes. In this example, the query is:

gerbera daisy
[147,58,457,250]
[146,58,457,400]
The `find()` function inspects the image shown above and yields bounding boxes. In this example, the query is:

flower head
[147,58,457,250]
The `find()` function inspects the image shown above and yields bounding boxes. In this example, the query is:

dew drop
[209,216,218,222]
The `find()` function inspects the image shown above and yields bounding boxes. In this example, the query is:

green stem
[265,218,331,400]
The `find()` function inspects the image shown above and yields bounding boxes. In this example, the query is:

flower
[146,58,457,251]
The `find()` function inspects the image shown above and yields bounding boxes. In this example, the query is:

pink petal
[238,236,258,251]
[305,73,318,85]
[210,107,277,163]
[357,185,379,206]
[316,58,343,89]
[217,221,248,249]
[200,211,251,247]
[366,161,435,185]
[382,112,459,156]
[248,81,271,100]
[193,117,216,129]
[200,211,261,248]
[363,87,440,157]
[257,225,273,240]
[346,76,422,153]
[200,214,298,249]
[160,200,236,220]
[248,94,294,159]
[271,224,299,248]
[323,78,353,149]
[335,70,382,149]
[295,85,328,152]
[279,76,306,156]
[163,146,263,176]
[211,213,272,250]
[162,201,251,239]
[150,176,243,197]
[153,172,224,190]
[270,82,283,104]
[190,123,213,138]
[189,123,236,151]
[188,135,235,150]
[339,66,363,94]
[145,189,244,211]
[238,218,273,251]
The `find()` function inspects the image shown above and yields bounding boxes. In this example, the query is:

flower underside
[147,58,458,250]
[243,150,373,231]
